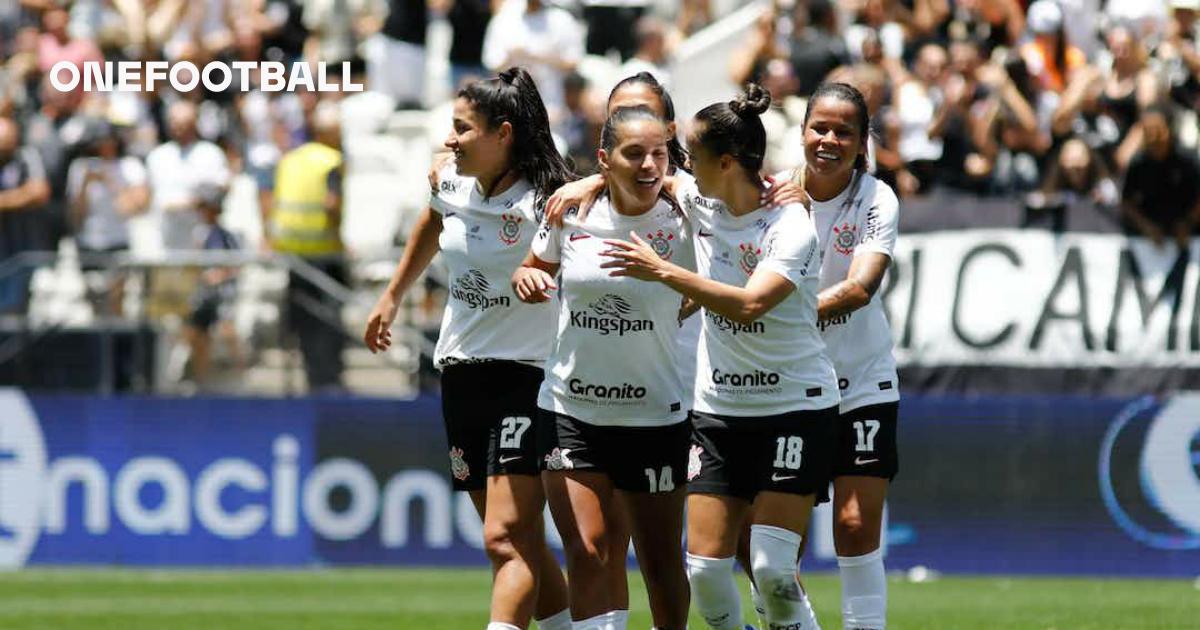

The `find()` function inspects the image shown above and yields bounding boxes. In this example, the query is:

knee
[561,528,608,569]
[750,544,801,619]
[483,520,522,565]
[834,513,880,555]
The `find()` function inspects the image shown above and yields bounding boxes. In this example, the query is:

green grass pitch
[0,568,1195,629]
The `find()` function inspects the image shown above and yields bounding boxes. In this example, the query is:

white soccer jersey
[807,171,901,412]
[532,195,693,427]
[679,184,840,416]
[429,166,556,368]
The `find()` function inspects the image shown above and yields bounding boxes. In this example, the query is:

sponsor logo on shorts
[543,447,573,471]
[498,455,521,465]
[498,213,524,245]
[569,232,590,242]
[451,270,511,311]
[569,294,653,336]
[855,457,880,466]
[832,222,858,256]
[449,447,470,481]
[707,311,766,335]
[771,473,797,482]
[687,444,703,481]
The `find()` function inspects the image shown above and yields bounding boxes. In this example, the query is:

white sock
[686,553,744,630]
[750,580,768,629]
[837,548,886,630]
[536,609,572,630]
[573,613,613,630]
[486,624,521,630]
[750,525,819,630]
[608,609,628,630]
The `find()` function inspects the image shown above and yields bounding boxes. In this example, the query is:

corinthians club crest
[449,446,470,481]
[499,213,524,245]
[832,222,858,256]
[646,229,675,260]
[738,242,762,275]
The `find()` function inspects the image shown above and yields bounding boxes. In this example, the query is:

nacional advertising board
[0,389,1196,575]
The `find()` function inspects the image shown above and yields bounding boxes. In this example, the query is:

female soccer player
[512,106,693,630]
[599,84,840,630]
[792,82,901,630]
[363,67,573,630]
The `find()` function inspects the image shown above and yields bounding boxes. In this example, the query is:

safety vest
[270,142,344,256]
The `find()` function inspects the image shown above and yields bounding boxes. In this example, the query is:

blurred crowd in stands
[0,0,1198,390]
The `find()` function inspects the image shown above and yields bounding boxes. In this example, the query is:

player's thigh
[687,493,751,558]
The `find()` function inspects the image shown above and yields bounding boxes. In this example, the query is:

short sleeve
[530,214,563,264]
[428,164,462,215]
[755,206,819,288]
[855,182,898,258]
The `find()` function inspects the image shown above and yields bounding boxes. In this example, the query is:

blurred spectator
[1020,0,1086,94]
[366,0,429,109]
[1105,0,1169,43]
[943,0,1023,56]
[581,0,650,62]
[561,71,601,174]
[481,0,582,126]
[928,38,995,192]
[618,15,672,89]
[844,0,908,64]
[254,0,310,64]
[302,0,384,66]
[446,0,499,90]
[265,102,346,392]
[0,116,51,315]
[1096,26,1157,136]
[1159,1,1200,118]
[893,42,946,194]
[184,183,242,388]
[23,80,88,250]
[729,5,785,88]
[1026,137,1118,231]
[161,0,238,63]
[981,55,1048,192]
[1120,105,1200,249]
[37,6,102,77]
[676,0,712,37]
[146,101,231,251]
[67,119,149,315]
[788,0,851,96]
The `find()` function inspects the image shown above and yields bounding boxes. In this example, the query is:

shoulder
[860,174,899,215]
[434,165,472,203]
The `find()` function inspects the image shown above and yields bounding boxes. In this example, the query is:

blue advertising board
[0,388,1196,575]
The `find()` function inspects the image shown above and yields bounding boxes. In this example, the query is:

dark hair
[607,72,688,169]
[803,82,871,171]
[600,105,667,153]
[458,67,575,205]
[692,83,771,178]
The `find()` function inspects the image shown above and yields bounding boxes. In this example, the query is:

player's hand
[545,174,604,226]
[428,152,454,194]
[761,175,808,209]
[364,293,399,353]
[600,232,671,282]
[678,297,700,324]
[512,267,557,303]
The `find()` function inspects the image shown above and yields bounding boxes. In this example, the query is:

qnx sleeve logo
[1099,393,1200,550]
[0,389,47,569]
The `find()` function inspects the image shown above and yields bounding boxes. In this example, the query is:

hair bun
[499,66,530,86]
[730,83,771,118]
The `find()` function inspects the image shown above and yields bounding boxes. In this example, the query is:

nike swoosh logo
[698,230,713,238]
[855,457,879,465]
[771,473,796,482]
[444,211,457,218]
[499,455,522,464]
[569,233,590,241]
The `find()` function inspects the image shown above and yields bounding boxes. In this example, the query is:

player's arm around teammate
[366,68,574,630]
[602,85,840,630]
[513,106,693,630]
[790,82,903,630]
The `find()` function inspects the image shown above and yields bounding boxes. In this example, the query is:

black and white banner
[882,230,1200,394]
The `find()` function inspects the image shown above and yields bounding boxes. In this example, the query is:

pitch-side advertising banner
[1,390,1196,575]
[884,230,1200,393]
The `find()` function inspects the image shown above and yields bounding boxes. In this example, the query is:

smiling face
[445,97,510,178]
[600,117,670,211]
[803,96,866,179]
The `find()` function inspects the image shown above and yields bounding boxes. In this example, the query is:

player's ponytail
[458,67,576,206]
[692,83,772,180]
